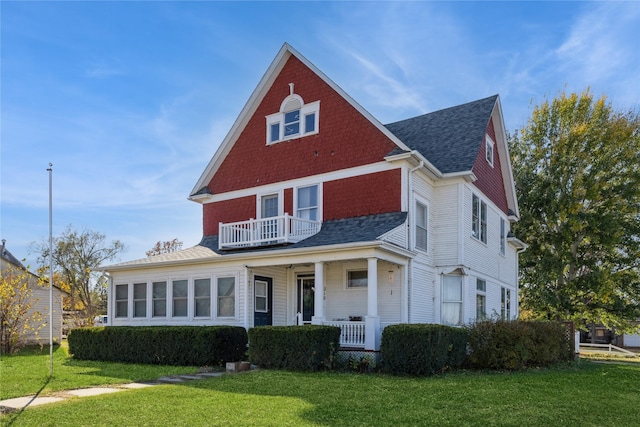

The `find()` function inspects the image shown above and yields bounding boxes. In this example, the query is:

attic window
[266,83,319,144]
[485,135,495,167]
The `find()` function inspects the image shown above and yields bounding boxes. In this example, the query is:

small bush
[380,324,468,375]
[466,320,572,370]
[68,326,247,366]
[248,325,340,371]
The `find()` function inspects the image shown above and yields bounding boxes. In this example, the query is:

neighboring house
[0,240,66,345]
[103,44,526,351]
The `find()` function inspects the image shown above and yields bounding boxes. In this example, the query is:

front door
[254,276,273,326]
[297,275,315,324]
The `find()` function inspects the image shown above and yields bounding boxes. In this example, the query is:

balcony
[219,214,321,250]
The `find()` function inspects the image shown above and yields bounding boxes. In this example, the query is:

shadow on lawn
[2,376,51,427]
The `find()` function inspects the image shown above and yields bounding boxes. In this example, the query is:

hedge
[380,324,468,375]
[68,326,247,366]
[466,320,573,370]
[248,325,340,371]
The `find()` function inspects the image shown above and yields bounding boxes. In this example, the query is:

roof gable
[384,95,498,174]
[191,43,410,198]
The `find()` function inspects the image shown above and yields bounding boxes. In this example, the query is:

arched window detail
[266,84,320,144]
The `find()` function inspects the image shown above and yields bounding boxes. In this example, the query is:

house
[0,240,66,346]
[103,44,526,351]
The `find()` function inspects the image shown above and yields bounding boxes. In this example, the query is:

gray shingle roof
[199,211,408,254]
[384,95,498,174]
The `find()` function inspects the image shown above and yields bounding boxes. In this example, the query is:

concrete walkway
[0,371,226,414]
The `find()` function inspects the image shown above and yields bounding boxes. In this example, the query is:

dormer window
[266,83,319,144]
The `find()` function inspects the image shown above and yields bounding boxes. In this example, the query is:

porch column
[365,257,381,350]
[311,262,325,325]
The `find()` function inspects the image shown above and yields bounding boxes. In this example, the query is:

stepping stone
[0,396,65,409]
[66,387,122,397]
[157,377,185,383]
[120,383,156,389]
[179,375,203,380]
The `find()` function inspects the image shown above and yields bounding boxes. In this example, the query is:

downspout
[406,161,424,323]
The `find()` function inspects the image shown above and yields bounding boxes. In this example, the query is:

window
[115,284,128,318]
[172,279,188,317]
[476,279,487,320]
[133,282,147,318]
[442,275,463,325]
[501,287,511,320]
[194,278,211,317]
[472,194,487,243]
[255,280,268,313]
[500,218,506,255]
[347,270,368,288]
[296,185,318,221]
[217,277,235,317]
[152,281,167,317]
[485,136,494,167]
[265,90,319,144]
[415,201,428,251]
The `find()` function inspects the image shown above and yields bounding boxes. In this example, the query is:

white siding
[409,261,435,323]
[432,183,460,266]
[25,285,65,344]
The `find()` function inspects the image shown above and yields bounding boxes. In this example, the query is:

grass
[0,342,199,400]
[2,359,640,426]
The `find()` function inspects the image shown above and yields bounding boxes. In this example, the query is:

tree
[146,238,183,257]
[509,89,640,332]
[34,226,125,325]
[0,262,44,353]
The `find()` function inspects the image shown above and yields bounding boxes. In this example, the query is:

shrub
[248,325,340,371]
[380,324,468,375]
[466,320,572,370]
[68,326,247,366]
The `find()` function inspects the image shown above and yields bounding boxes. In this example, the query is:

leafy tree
[509,89,640,332]
[34,226,125,325]
[0,262,44,353]
[146,238,183,257]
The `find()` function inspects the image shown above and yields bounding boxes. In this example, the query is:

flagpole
[47,163,53,377]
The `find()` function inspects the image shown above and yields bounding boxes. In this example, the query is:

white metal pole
[47,163,53,377]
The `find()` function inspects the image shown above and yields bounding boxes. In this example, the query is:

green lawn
[2,356,640,426]
[0,343,199,400]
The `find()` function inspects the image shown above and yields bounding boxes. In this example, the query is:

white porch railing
[324,321,366,348]
[219,214,321,249]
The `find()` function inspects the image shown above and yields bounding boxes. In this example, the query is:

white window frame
[476,279,487,321]
[345,269,368,289]
[171,279,189,318]
[254,279,269,313]
[485,135,495,167]
[266,96,320,145]
[193,277,212,318]
[501,287,511,320]
[133,282,147,318]
[115,283,129,318]
[216,275,236,319]
[257,190,284,219]
[472,193,487,244]
[152,281,167,318]
[442,275,463,326]
[294,183,322,221]
[414,197,429,252]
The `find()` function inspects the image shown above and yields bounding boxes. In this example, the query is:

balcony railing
[219,214,321,249]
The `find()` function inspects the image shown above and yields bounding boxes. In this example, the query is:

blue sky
[1,1,639,268]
